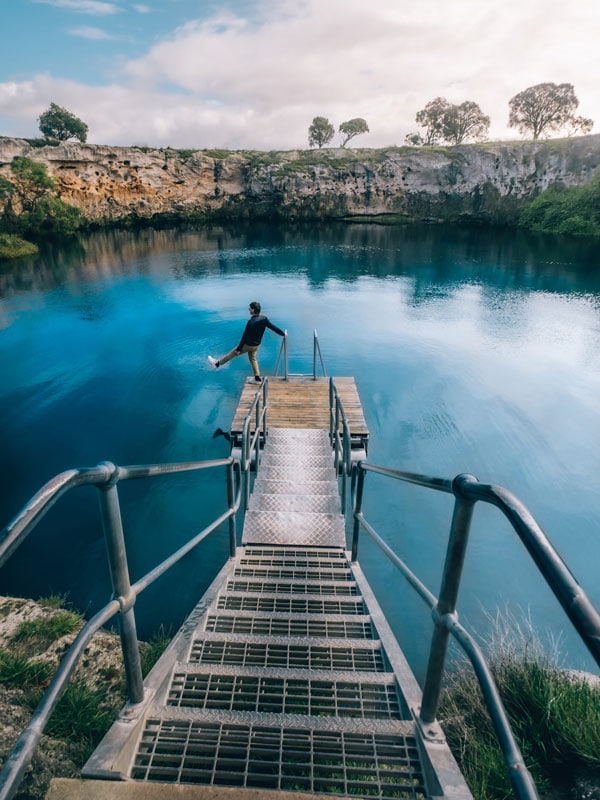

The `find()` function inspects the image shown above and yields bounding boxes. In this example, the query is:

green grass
[23,681,119,760]
[439,617,600,799]
[0,233,38,259]
[36,594,69,610]
[140,624,173,677]
[11,610,82,644]
[0,648,54,689]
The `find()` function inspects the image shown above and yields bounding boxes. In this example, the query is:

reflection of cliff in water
[1,223,599,298]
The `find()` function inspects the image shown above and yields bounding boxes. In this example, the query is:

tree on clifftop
[508,83,593,140]
[308,117,335,148]
[38,102,88,143]
[414,97,450,145]
[339,118,369,147]
[412,97,489,146]
[442,101,490,144]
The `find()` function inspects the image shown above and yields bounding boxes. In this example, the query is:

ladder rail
[0,457,242,800]
[350,461,600,800]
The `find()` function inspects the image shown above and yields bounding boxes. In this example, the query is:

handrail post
[313,330,317,380]
[351,465,366,562]
[227,461,237,556]
[340,423,350,513]
[97,464,144,705]
[243,421,251,510]
[420,475,477,723]
[328,378,334,447]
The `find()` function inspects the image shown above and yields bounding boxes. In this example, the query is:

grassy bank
[439,616,600,799]
[0,233,38,259]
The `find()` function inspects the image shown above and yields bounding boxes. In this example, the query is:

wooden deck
[230,376,369,440]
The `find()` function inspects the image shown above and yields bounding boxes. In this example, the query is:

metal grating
[205,615,374,639]
[131,720,426,799]
[243,547,346,558]
[216,595,366,615]
[189,640,387,671]
[167,674,401,718]
[239,553,347,568]
[226,579,358,596]
[234,567,352,581]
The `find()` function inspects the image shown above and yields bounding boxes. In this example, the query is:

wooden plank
[231,376,368,437]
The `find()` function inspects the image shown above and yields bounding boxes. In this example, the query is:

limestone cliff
[1,135,599,226]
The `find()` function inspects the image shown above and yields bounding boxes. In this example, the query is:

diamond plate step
[257,465,337,482]
[267,427,332,443]
[252,478,340,495]
[242,509,346,546]
[260,452,335,468]
[247,492,342,513]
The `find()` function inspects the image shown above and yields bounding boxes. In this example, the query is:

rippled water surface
[1,223,599,681]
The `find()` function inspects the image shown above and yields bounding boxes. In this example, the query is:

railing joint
[115,589,137,614]
[431,607,459,626]
[451,472,479,499]
[96,461,120,489]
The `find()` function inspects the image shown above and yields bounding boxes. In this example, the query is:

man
[208,301,286,382]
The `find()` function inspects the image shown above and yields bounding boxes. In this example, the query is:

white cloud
[3,0,600,149]
[69,26,115,39]
[33,0,120,14]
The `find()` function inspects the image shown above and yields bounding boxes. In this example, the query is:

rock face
[1,135,600,226]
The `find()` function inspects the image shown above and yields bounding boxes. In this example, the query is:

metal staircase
[243,428,346,548]
[81,428,471,798]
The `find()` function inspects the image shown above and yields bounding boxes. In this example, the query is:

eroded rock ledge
[1,135,600,226]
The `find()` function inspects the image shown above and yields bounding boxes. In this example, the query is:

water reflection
[0,222,599,681]
[2,223,600,298]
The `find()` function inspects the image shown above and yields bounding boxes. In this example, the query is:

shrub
[519,171,600,238]
[0,233,38,259]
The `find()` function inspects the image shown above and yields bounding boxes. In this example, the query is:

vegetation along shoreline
[2,132,600,261]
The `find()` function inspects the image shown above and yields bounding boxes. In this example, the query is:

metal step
[242,509,346,546]
[252,478,340,495]
[247,492,342,513]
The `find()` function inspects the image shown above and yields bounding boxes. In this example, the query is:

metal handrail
[350,461,600,800]
[329,378,352,510]
[313,330,327,378]
[241,377,268,508]
[0,456,242,800]
[273,332,289,379]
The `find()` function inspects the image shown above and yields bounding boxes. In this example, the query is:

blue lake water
[1,222,599,683]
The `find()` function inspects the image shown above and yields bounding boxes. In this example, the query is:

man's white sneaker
[207,355,219,368]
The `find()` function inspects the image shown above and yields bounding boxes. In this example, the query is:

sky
[1,0,599,151]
